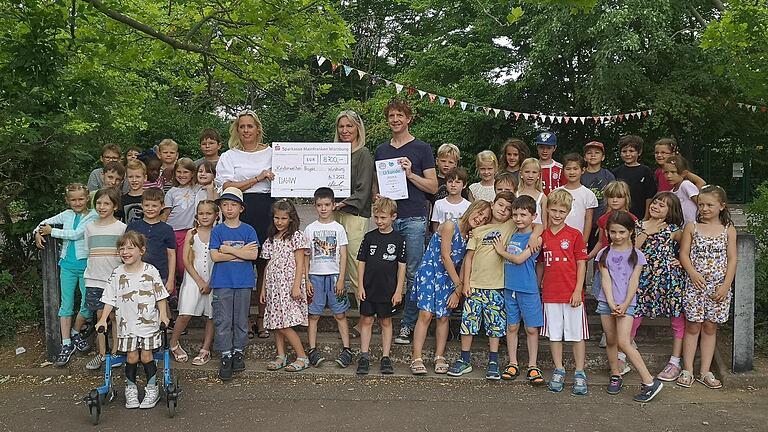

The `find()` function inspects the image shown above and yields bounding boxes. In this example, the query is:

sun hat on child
[216,187,245,207]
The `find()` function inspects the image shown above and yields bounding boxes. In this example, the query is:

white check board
[271,142,351,198]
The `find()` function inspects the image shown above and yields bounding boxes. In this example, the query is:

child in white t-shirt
[431,168,471,232]
[557,153,598,244]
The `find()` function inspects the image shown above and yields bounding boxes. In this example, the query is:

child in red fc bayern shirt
[536,189,589,395]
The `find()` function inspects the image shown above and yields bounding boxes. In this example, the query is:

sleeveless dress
[178,232,213,318]
[635,221,684,319]
[469,183,496,202]
[413,221,468,318]
[683,224,731,323]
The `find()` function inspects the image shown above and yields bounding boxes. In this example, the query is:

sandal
[191,349,211,366]
[677,370,694,388]
[526,366,546,386]
[258,329,270,339]
[410,358,427,375]
[434,356,449,374]
[171,343,188,363]
[697,372,722,389]
[501,363,520,381]
[285,356,310,372]
[266,354,288,371]
[248,323,256,339]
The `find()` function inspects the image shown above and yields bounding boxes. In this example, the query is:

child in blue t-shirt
[493,195,545,386]
[209,187,259,381]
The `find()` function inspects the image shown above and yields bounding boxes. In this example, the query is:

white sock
[669,356,681,367]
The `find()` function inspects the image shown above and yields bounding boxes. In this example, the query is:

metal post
[732,232,755,373]
[40,236,61,362]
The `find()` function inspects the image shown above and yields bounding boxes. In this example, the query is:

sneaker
[657,362,682,382]
[356,356,370,375]
[219,355,234,381]
[54,344,75,367]
[71,333,91,352]
[486,361,501,381]
[124,382,140,409]
[308,348,325,367]
[617,358,631,376]
[335,348,353,368]
[633,379,664,403]
[548,368,566,392]
[607,374,623,395]
[85,354,104,370]
[232,351,246,373]
[139,384,160,409]
[394,327,411,345]
[572,371,588,396]
[599,333,607,348]
[380,356,394,374]
[447,359,473,377]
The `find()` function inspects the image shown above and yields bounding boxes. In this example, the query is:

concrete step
[171,328,675,373]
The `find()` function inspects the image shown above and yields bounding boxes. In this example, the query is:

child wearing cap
[209,187,260,381]
[581,141,615,253]
[535,132,565,196]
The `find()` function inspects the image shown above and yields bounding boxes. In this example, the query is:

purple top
[595,247,647,306]
[673,180,699,225]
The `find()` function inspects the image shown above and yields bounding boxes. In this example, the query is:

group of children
[36,128,736,408]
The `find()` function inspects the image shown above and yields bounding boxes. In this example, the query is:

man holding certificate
[374,99,438,345]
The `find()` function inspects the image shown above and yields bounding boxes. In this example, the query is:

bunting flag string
[732,101,768,113]
[316,56,653,125]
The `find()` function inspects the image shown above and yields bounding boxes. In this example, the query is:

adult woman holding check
[215,109,274,338]
[333,110,374,301]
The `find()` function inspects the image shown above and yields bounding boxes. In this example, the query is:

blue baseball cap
[534,131,557,146]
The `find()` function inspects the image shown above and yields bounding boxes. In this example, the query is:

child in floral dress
[261,199,311,372]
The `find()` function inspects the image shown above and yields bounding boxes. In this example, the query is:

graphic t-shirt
[612,164,657,220]
[127,219,176,281]
[304,220,349,275]
[357,229,406,302]
[558,185,598,234]
[209,222,259,289]
[164,185,205,231]
[431,198,471,224]
[504,231,539,293]
[538,225,588,303]
[466,220,517,289]
[594,247,647,306]
[581,168,615,225]
[101,263,170,338]
[117,193,144,225]
[540,160,566,196]
[374,139,436,218]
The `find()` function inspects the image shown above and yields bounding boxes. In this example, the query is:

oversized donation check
[271,142,351,198]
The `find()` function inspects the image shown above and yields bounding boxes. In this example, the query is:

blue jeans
[393,216,427,330]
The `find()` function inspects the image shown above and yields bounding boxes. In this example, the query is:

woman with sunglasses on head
[333,111,374,312]
[215,110,275,339]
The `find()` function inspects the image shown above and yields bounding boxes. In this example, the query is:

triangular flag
[641,111,647,117]
[483,107,491,115]
[331,63,338,72]
[317,56,326,66]
[395,83,404,93]
[407,87,416,96]
[493,108,501,117]
[737,102,744,108]
[514,112,521,120]
[563,116,570,124]
[503,110,511,119]
[418,90,427,99]
[343,65,352,76]
[384,79,391,86]
[448,98,456,108]
[555,116,563,123]
[647,110,653,116]
[371,76,379,85]
[428,93,437,103]
[357,70,366,80]
[548,115,555,123]
[578,117,585,124]
[522,113,530,120]
[473,105,480,112]
[592,116,600,123]
[438,96,446,105]
[460,102,468,111]
[752,105,758,112]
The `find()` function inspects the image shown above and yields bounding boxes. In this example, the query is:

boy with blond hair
[537,189,589,395]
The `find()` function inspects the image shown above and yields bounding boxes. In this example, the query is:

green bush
[0,268,42,342]
[746,182,768,352]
